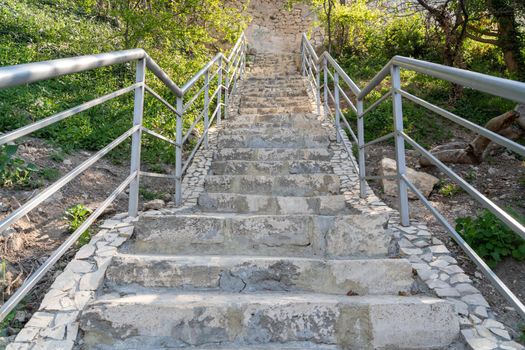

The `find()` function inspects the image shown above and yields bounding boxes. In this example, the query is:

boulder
[143,199,165,211]
[379,158,439,199]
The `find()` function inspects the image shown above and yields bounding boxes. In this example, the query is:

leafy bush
[383,15,427,59]
[0,144,38,188]
[65,204,93,246]
[438,182,462,197]
[456,209,525,267]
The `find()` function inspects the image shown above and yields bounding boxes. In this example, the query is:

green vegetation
[0,0,247,169]
[305,0,522,147]
[456,209,525,267]
[438,182,463,197]
[140,187,167,201]
[65,204,93,246]
[0,144,38,188]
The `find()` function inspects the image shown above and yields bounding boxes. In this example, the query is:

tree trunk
[486,0,525,76]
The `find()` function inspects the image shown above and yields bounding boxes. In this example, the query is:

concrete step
[83,343,341,350]
[217,133,330,149]
[238,106,313,115]
[213,148,332,162]
[210,160,333,175]
[106,254,414,295]
[204,175,340,196]
[219,126,326,137]
[129,213,390,258]
[223,118,322,130]
[240,100,311,109]
[80,292,459,349]
[241,90,308,97]
[227,113,320,124]
[198,193,347,215]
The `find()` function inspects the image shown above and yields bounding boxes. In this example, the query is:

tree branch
[466,32,500,45]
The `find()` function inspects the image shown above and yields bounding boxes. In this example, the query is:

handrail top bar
[319,52,361,95]
[392,56,525,104]
[181,53,223,93]
[302,33,525,104]
[0,49,146,89]
[0,32,246,97]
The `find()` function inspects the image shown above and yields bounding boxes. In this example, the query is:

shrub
[0,144,38,188]
[456,209,525,267]
[65,204,92,246]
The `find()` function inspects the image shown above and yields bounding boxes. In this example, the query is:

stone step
[224,115,323,129]
[204,174,340,196]
[238,106,313,115]
[213,148,332,162]
[129,213,390,258]
[217,133,330,149]
[240,96,311,103]
[80,292,459,349]
[106,254,414,295]
[85,343,341,350]
[198,193,347,215]
[241,90,308,97]
[210,160,333,175]
[219,126,326,137]
[240,100,311,109]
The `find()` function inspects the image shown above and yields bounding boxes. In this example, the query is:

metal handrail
[0,32,247,322]
[301,34,525,320]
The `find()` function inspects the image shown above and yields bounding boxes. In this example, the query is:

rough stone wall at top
[243,0,323,54]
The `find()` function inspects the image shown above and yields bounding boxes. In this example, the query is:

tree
[415,0,469,68]
[467,0,525,76]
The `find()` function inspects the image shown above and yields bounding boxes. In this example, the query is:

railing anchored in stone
[0,33,247,322]
[301,33,525,320]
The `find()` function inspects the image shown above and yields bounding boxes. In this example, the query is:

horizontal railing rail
[0,32,247,322]
[301,33,525,320]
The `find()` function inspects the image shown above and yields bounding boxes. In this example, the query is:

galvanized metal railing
[301,33,525,319]
[0,33,247,321]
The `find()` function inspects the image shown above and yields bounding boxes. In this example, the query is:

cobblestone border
[6,214,137,350]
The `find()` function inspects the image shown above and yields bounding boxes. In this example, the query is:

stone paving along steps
[75,53,461,349]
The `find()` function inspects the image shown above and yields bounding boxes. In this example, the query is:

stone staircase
[77,53,460,349]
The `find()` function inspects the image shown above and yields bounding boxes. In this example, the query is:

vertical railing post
[323,56,328,118]
[175,95,183,206]
[128,58,146,217]
[240,36,246,79]
[334,71,341,143]
[391,64,410,226]
[316,61,321,115]
[217,56,223,126]
[301,38,306,76]
[204,70,210,149]
[224,63,230,120]
[357,99,366,198]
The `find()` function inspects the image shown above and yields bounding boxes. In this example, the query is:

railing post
[316,62,321,115]
[301,41,306,76]
[357,99,366,198]
[175,95,183,206]
[240,36,246,79]
[391,64,410,226]
[217,56,223,126]
[334,71,341,143]
[224,63,230,120]
[323,56,328,118]
[204,70,210,149]
[128,58,146,217]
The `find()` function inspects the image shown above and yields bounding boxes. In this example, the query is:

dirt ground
[0,138,174,342]
[365,134,525,342]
